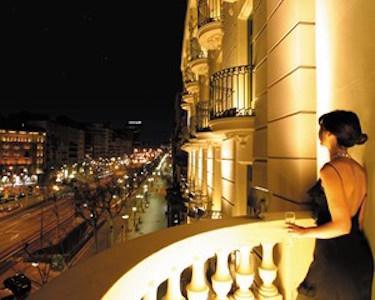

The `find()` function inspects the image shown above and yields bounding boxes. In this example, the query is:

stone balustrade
[31,212,315,300]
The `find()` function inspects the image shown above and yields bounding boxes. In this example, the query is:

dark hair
[319,110,368,147]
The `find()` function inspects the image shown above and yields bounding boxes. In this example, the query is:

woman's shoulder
[322,158,363,171]
[320,158,366,182]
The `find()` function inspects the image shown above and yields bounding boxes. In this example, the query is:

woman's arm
[288,164,351,239]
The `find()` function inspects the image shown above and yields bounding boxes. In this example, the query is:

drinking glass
[284,211,296,224]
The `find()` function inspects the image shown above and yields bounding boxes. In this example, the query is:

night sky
[2,1,187,143]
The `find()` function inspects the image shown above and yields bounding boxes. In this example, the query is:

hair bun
[356,133,368,145]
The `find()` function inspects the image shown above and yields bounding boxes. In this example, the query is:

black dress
[298,179,374,300]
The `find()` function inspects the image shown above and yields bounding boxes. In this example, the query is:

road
[0,196,76,262]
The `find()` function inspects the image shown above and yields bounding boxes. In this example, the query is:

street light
[121,214,129,242]
[132,206,137,230]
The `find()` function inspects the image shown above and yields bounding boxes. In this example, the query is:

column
[163,268,185,300]
[211,248,233,299]
[211,145,222,212]
[234,246,255,300]
[257,242,282,300]
[201,147,208,207]
[186,257,210,300]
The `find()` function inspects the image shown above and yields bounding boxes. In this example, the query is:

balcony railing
[189,115,197,137]
[196,102,210,132]
[210,65,254,120]
[189,38,207,61]
[198,0,222,28]
[183,67,197,85]
[33,212,315,300]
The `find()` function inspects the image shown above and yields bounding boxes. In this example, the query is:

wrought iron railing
[189,38,207,61]
[183,67,197,84]
[210,65,254,120]
[198,0,223,28]
[189,116,197,137]
[196,102,210,132]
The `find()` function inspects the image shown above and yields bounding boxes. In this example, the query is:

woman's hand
[287,223,308,237]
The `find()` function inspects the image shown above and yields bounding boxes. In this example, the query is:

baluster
[227,69,231,112]
[234,246,255,300]
[186,256,210,300]
[220,73,224,114]
[241,66,245,114]
[244,67,249,114]
[257,242,282,300]
[211,248,233,300]
[143,281,157,300]
[163,267,185,300]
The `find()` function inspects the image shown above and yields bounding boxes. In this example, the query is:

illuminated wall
[0,129,46,173]
[221,138,235,216]
[253,0,317,210]
[316,0,375,295]
[207,145,214,199]
[211,145,222,211]
[222,0,249,68]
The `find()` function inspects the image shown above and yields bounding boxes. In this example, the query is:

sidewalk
[77,174,168,260]
[125,175,167,239]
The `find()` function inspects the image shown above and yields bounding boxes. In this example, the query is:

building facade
[85,123,112,159]
[28,120,85,167]
[0,128,46,174]
[180,0,375,294]
[109,132,132,158]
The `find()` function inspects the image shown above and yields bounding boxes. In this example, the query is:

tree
[73,179,126,251]
[73,184,105,252]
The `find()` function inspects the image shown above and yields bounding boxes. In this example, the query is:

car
[5,195,16,202]
[3,273,31,298]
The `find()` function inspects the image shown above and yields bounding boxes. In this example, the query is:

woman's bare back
[329,157,367,217]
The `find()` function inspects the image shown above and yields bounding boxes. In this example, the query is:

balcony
[188,55,209,77]
[183,67,199,94]
[181,102,190,111]
[189,116,197,137]
[210,65,253,119]
[197,0,224,50]
[188,38,209,76]
[33,212,315,300]
[182,93,195,104]
[209,65,254,134]
[195,102,210,133]
[185,80,200,95]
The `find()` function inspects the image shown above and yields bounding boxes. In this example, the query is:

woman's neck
[329,145,350,160]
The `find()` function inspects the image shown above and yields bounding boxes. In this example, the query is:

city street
[74,157,170,261]
[0,150,169,298]
[0,196,76,262]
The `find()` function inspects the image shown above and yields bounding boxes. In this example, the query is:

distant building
[0,128,46,174]
[28,120,85,167]
[109,131,132,158]
[85,123,112,159]
[123,121,142,148]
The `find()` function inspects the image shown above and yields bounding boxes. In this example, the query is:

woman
[288,110,373,299]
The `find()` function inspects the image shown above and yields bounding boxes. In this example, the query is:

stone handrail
[31,212,315,300]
